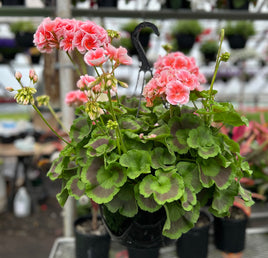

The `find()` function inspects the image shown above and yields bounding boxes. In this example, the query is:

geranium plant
[7,17,254,240]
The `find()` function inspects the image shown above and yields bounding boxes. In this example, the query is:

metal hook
[131,21,160,75]
[131,22,160,116]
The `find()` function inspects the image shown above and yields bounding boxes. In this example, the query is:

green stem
[47,103,69,134]
[209,29,225,99]
[66,52,82,77]
[32,104,70,146]
[107,90,126,154]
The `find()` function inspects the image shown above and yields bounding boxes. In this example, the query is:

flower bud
[5,87,14,92]
[29,69,35,80]
[220,52,230,62]
[15,71,22,81]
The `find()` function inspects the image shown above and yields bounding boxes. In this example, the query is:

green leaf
[187,126,221,159]
[105,183,138,217]
[163,202,200,239]
[211,182,239,215]
[81,158,127,204]
[139,169,184,205]
[134,184,161,212]
[199,158,221,177]
[66,175,85,199]
[119,150,151,179]
[69,116,91,142]
[151,147,176,170]
[177,162,203,193]
[119,115,141,132]
[221,133,240,153]
[85,136,116,157]
[56,187,69,207]
[212,103,248,126]
[181,187,197,211]
[238,184,254,207]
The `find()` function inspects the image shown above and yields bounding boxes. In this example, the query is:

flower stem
[209,29,225,99]
[32,104,70,146]
[107,90,126,154]
[66,51,82,77]
[47,103,69,134]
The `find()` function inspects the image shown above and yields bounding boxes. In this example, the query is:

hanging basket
[100,205,174,249]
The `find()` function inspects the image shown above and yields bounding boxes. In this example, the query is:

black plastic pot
[175,33,196,53]
[97,0,118,7]
[228,0,249,10]
[162,0,190,9]
[128,246,160,258]
[213,208,248,253]
[176,211,213,258]
[15,32,34,48]
[227,35,247,49]
[1,0,25,5]
[100,205,174,249]
[74,216,111,258]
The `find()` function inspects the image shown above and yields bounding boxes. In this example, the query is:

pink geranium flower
[84,48,108,66]
[143,51,205,106]
[166,80,190,105]
[105,44,132,66]
[65,90,88,107]
[77,75,96,90]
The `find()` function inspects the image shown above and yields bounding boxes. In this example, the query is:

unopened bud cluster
[15,87,37,105]
[107,119,118,130]
[36,95,50,107]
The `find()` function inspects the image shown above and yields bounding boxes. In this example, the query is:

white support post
[56,0,75,238]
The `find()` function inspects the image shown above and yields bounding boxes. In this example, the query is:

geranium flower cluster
[34,17,110,53]
[34,17,132,120]
[143,52,206,106]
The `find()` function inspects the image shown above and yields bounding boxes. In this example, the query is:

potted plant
[1,0,25,5]
[6,18,254,256]
[176,210,213,258]
[0,37,20,63]
[161,0,191,9]
[10,20,36,48]
[200,39,219,65]
[224,21,255,49]
[213,198,250,258]
[227,0,257,10]
[171,20,203,53]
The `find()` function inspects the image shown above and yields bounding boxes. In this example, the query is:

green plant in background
[171,20,203,53]
[200,39,218,54]
[224,21,255,39]
[171,20,203,37]
[10,20,36,34]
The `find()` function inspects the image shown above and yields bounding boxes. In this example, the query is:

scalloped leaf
[187,126,221,159]
[105,183,138,217]
[211,181,239,215]
[81,158,127,204]
[134,184,162,213]
[139,169,184,205]
[119,150,151,179]
[221,133,240,153]
[56,187,69,207]
[199,158,221,177]
[69,116,91,142]
[66,175,85,199]
[85,136,116,157]
[212,166,234,190]
[151,147,176,170]
[177,162,203,193]
[238,184,254,207]
[212,102,248,127]
[181,187,196,211]
[119,115,141,132]
[163,202,200,239]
